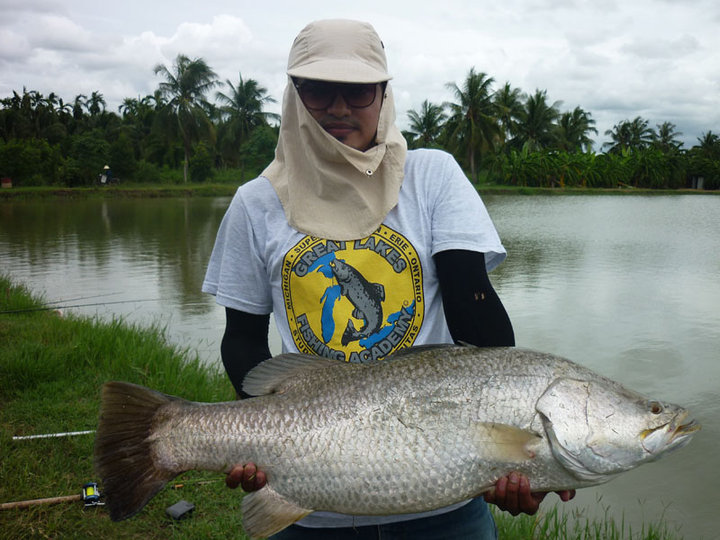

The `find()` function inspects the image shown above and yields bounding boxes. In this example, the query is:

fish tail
[94,381,182,521]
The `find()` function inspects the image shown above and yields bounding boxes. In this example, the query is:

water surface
[1,194,718,538]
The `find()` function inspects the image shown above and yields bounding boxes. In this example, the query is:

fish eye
[648,401,663,414]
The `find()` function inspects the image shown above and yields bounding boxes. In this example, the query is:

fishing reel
[81,482,104,507]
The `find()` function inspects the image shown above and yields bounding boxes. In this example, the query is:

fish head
[329,259,350,281]
[536,378,699,483]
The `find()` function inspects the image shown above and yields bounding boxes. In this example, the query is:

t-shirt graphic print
[282,224,424,363]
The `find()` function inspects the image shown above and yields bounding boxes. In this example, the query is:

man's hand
[226,463,267,492]
[484,472,575,516]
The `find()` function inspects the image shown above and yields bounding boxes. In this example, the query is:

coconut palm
[87,91,106,117]
[514,89,561,151]
[603,116,653,154]
[72,94,87,122]
[555,107,597,153]
[406,99,446,149]
[695,131,720,159]
[444,68,501,181]
[651,122,683,153]
[493,82,526,147]
[215,73,278,176]
[154,54,219,183]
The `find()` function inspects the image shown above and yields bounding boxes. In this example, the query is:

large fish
[94,345,698,538]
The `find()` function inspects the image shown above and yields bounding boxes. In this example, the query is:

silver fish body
[94,345,698,538]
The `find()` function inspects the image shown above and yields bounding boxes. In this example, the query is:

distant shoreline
[1,183,717,200]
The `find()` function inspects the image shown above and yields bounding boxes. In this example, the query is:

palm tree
[87,91,106,117]
[118,97,140,119]
[603,116,653,154]
[555,107,597,152]
[493,82,526,147]
[215,73,278,176]
[154,54,219,183]
[651,122,683,153]
[406,100,446,149]
[72,94,87,121]
[514,89,561,151]
[696,131,720,159]
[444,68,500,181]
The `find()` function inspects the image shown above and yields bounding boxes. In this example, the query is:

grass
[0,276,684,539]
[0,276,241,539]
[490,497,684,539]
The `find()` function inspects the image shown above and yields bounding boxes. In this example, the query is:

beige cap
[287,19,391,83]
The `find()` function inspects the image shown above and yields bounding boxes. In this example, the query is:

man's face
[294,79,384,151]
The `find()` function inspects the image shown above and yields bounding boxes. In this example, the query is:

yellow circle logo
[282,225,424,363]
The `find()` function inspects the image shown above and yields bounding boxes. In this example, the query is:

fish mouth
[642,412,700,455]
[671,418,701,441]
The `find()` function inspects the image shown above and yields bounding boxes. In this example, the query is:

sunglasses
[293,79,380,110]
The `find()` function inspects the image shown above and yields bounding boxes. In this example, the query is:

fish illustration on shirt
[329,259,385,346]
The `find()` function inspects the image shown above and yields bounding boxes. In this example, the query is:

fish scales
[94,345,698,539]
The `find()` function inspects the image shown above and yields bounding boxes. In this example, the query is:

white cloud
[0,0,718,148]
[32,14,96,52]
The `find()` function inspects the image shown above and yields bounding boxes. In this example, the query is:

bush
[189,142,214,183]
[109,133,137,178]
[66,132,110,186]
[0,138,63,186]
[131,160,162,183]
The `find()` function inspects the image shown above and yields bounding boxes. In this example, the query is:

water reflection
[1,194,719,537]
[1,197,233,359]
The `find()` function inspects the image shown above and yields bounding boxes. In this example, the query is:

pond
[1,193,718,538]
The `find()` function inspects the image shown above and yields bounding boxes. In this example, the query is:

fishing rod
[12,430,95,441]
[0,298,165,315]
[42,292,124,306]
[0,483,104,510]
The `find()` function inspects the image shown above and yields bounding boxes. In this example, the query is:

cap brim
[288,59,391,83]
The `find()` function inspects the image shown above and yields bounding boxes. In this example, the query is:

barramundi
[94,345,698,538]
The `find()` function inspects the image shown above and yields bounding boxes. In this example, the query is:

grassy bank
[0,276,241,538]
[0,276,683,539]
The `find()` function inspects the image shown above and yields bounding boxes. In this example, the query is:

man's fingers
[225,463,267,492]
[241,463,257,491]
[253,469,267,490]
[556,489,576,502]
[225,464,245,489]
[240,463,267,491]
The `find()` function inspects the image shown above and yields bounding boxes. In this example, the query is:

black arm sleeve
[433,250,515,347]
[220,307,272,398]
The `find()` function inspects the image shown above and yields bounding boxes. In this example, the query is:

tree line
[1,55,719,189]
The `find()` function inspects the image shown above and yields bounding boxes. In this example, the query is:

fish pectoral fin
[474,422,542,462]
[241,487,313,539]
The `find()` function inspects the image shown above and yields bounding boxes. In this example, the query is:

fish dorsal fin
[242,354,338,396]
[241,486,313,538]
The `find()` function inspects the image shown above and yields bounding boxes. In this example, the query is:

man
[203,19,574,539]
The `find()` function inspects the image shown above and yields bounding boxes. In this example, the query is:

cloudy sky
[2,0,718,149]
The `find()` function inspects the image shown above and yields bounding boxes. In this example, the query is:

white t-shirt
[202,148,506,526]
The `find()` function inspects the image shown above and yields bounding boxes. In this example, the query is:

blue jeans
[270,498,497,540]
